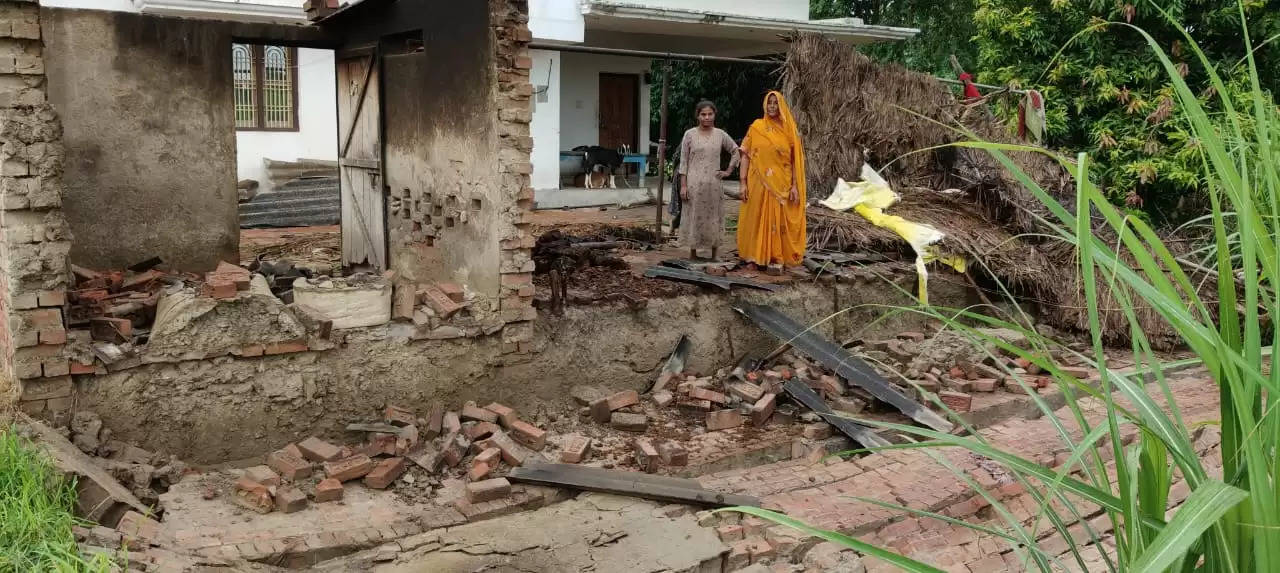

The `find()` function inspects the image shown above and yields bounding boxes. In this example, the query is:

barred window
[232,44,298,131]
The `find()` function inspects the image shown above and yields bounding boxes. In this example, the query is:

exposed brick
[364,457,407,489]
[244,465,280,487]
[36,289,65,307]
[751,394,776,427]
[274,486,308,513]
[831,397,866,416]
[89,317,131,342]
[657,441,688,466]
[802,423,832,439]
[239,344,264,357]
[589,390,639,422]
[463,421,501,441]
[812,375,845,398]
[20,375,71,401]
[633,438,660,473]
[652,390,674,407]
[323,455,374,482]
[560,435,590,463]
[420,285,464,318]
[465,478,512,503]
[297,437,342,462]
[747,538,775,563]
[677,398,712,412]
[467,460,494,481]
[392,282,417,320]
[508,420,546,450]
[69,361,95,375]
[116,511,161,546]
[437,282,465,303]
[477,431,532,466]
[424,402,445,439]
[938,390,972,413]
[728,382,765,403]
[233,477,274,514]
[483,402,518,428]
[266,448,312,481]
[706,410,745,431]
[314,478,344,502]
[264,339,308,355]
[971,378,999,392]
[460,402,499,424]
[688,387,729,405]
[441,432,471,467]
[384,404,416,426]
[443,411,462,434]
[610,412,648,432]
[716,524,744,542]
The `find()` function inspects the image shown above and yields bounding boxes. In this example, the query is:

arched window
[232,44,298,131]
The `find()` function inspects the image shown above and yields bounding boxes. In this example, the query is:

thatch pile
[785,33,1199,348]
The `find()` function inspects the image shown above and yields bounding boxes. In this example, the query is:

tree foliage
[647,60,775,147]
[973,0,1280,219]
[810,0,978,76]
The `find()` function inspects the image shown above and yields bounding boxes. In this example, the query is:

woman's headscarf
[760,90,807,203]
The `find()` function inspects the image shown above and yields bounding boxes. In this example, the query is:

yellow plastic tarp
[819,165,964,303]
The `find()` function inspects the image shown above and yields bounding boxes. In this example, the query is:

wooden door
[337,53,387,270]
[598,73,638,150]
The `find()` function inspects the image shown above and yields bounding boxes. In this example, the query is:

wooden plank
[339,157,380,170]
[508,462,760,508]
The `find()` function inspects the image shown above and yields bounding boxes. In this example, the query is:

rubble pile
[229,400,559,515]
[65,410,186,511]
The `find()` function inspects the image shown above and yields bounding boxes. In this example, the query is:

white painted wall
[558,51,650,153]
[529,49,563,191]
[235,48,338,187]
[529,0,583,42]
[41,0,137,9]
[41,0,306,22]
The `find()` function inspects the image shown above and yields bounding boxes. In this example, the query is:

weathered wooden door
[598,73,638,150]
[337,52,386,270]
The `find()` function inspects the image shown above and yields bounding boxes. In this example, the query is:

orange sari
[737,91,807,266]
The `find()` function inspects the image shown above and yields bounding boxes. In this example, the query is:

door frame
[598,72,640,150]
[335,44,389,271]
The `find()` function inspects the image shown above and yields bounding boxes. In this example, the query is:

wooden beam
[507,462,760,508]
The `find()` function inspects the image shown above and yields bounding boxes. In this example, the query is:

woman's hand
[789,185,799,205]
[715,170,730,180]
[680,176,689,201]
[739,181,748,202]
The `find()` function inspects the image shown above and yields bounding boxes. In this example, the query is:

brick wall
[491,0,536,353]
[0,0,72,420]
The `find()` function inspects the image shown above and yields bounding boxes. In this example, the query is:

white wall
[559,51,651,153]
[41,0,137,9]
[529,49,562,191]
[235,48,338,187]
[529,0,583,42]
[625,0,809,20]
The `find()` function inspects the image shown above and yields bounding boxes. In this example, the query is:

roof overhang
[135,0,310,24]
[580,1,917,56]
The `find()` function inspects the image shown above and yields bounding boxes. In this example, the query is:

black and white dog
[572,144,631,189]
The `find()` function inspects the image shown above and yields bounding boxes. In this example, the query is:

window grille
[233,44,298,131]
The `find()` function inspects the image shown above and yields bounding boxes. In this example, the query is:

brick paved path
[700,372,1222,572]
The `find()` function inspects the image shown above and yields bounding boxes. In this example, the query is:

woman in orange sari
[737,91,807,273]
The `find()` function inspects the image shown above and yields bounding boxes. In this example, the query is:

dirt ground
[239,226,341,275]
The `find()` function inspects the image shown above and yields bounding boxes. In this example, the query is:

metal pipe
[529,42,778,66]
[655,60,671,238]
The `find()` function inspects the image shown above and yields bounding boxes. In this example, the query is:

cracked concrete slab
[374,493,726,572]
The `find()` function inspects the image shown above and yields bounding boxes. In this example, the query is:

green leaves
[1128,481,1247,572]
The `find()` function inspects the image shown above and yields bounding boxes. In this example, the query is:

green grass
[0,427,115,573]
[721,2,1280,571]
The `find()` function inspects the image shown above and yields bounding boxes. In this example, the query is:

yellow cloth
[821,166,965,303]
[737,91,807,266]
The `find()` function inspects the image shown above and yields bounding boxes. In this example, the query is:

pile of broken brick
[65,410,186,511]
[68,261,253,347]
[231,401,555,515]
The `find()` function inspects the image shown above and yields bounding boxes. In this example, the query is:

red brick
[116,511,161,546]
[633,438,660,473]
[728,382,765,403]
[69,361,96,375]
[468,460,494,481]
[364,457,407,489]
[589,390,639,423]
[971,378,999,392]
[266,448,312,481]
[443,411,462,434]
[202,279,237,299]
[802,423,832,439]
[323,454,375,482]
[424,403,445,439]
[751,394,776,427]
[465,478,512,503]
[560,435,590,463]
[478,431,531,466]
[314,478,344,502]
[420,285,464,318]
[358,433,397,458]
[716,524,744,542]
[39,328,66,344]
[460,403,499,424]
[274,486,308,513]
[393,283,417,320]
[233,477,274,514]
[677,398,712,412]
[747,539,775,563]
[244,465,280,487]
[264,339,308,355]
[688,387,729,405]
[610,412,648,432]
[384,405,416,426]
[441,432,471,467]
[652,390,675,407]
[239,344,265,357]
[508,420,546,451]
[831,397,865,415]
[37,289,66,307]
[89,316,128,342]
[463,421,501,441]
[121,270,163,292]
[1059,366,1092,379]
[706,410,745,431]
[437,282,465,303]
[812,375,845,398]
[514,56,533,70]
[483,402,518,428]
[297,437,342,462]
[938,390,972,413]
[475,447,502,466]
[657,441,688,466]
